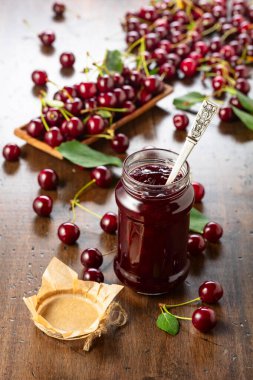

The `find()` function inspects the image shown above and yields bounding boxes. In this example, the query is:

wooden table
[1,1,253,379]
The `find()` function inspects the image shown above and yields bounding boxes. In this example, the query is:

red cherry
[187,234,206,255]
[137,88,152,105]
[220,45,236,59]
[122,100,136,115]
[180,58,198,77]
[199,281,224,304]
[143,75,160,93]
[38,168,59,190]
[83,98,97,110]
[80,248,103,268]
[194,41,209,56]
[54,86,77,102]
[38,30,55,46]
[192,181,205,202]
[33,195,53,217]
[218,107,234,122]
[2,144,21,161]
[60,52,75,68]
[126,30,140,45]
[173,113,189,130]
[111,133,129,153]
[27,118,45,139]
[113,73,125,87]
[45,108,63,127]
[203,222,223,243]
[151,48,168,65]
[97,75,114,92]
[212,76,226,91]
[122,85,135,100]
[113,88,127,106]
[100,212,117,234]
[53,2,65,16]
[83,268,104,283]
[97,92,117,107]
[229,96,243,109]
[192,307,217,332]
[58,222,80,245]
[64,97,83,116]
[159,63,176,79]
[90,166,113,187]
[44,127,64,147]
[66,117,85,138]
[76,82,97,99]
[138,5,158,21]
[235,78,250,94]
[86,115,105,135]
[158,39,171,53]
[31,70,48,86]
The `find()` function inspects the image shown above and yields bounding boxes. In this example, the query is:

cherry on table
[83,268,104,283]
[53,2,65,16]
[235,78,251,94]
[180,58,198,77]
[80,248,103,269]
[100,212,117,234]
[212,76,226,91]
[38,30,55,46]
[199,281,224,304]
[33,195,53,217]
[60,52,75,68]
[173,113,189,130]
[229,96,243,109]
[218,107,234,122]
[38,168,59,190]
[90,166,113,188]
[2,144,21,161]
[187,234,206,255]
[58,222,80,245]
[203,221,223,243]
[192,182,205,202]
[44,127,64,147]
[192,306,217,332]
[31,70,48,86]
[111,133,129,153]
[27,118,45,139]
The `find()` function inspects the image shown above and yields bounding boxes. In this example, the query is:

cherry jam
[114,149,194,295]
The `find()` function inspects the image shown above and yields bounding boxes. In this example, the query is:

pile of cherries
[30,71,165,153]
[188,181,223,255]
[31,165,118,247]
[124,0,253,123]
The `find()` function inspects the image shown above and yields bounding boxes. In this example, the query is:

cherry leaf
[156,313,180,336]
[173,92,206,110]
[103,50,123,74]
[235,91,253,114]
[232,106,253,131]
[57,141,122,168]
[97,110,112,118]
[190,208,209,234]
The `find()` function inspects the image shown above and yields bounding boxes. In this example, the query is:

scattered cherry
[173,113,189,130]
[192,181,205,202]
[38,30,55,46]
[2,144,21,161]
[203,221,223,243]
[199,281,224,304]
[111,133,129,153]
[58,222,80,245]
[33,195,53,217]
[219,107,234,122]
[38,168,59,190]
[80,248,103,268]
[60,52,75,68]
[90,166,113,188]
[187,234,206,255]
[83,268,104,283]
[53,2,65,16]
[100,212,118,234]
[31,70,48,86]
[192,306,217,332]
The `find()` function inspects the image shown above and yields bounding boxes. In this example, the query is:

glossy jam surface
[114,163,194,295]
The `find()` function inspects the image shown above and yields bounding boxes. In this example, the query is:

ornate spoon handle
[166,99,219,185]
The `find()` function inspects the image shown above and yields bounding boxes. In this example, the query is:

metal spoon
[166,99,219,185]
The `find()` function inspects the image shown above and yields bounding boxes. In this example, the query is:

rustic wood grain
[0,0,253,379]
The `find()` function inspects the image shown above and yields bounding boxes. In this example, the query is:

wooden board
[14,84,173,160]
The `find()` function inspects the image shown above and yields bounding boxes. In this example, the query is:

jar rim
[122,148,190,190]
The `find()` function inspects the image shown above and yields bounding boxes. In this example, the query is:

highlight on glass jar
[114,148,195,295]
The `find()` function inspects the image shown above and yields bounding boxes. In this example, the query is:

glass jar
[114,148,194,295]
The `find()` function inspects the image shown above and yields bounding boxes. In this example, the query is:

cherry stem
[221,27,237,42]
[86,133,113,140]
[47,79,60,89]
[40,112,50,131]
[139,38,150,77]
[60,108,70,121]
[202,22,221,36]
[162,305,192,321]
[81,106,127,115]
[74,201,102,219]
[160,297,201,309]
[72,179,96,205]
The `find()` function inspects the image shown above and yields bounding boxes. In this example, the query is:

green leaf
[103,49,124,74]
[190,207,209,234]
[57,141,122,168]
[97,110,112,118]
[232,106,253,131]
[156,313,179,336]
[173,92,206,110]
[236,91,253,114]
[45,99,64,108]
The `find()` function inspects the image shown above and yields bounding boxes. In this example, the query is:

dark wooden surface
[0,1,253,379]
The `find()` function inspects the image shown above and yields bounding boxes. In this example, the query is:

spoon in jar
[166,99,219,185]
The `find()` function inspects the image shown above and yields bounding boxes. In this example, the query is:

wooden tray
[14,84,173,160]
